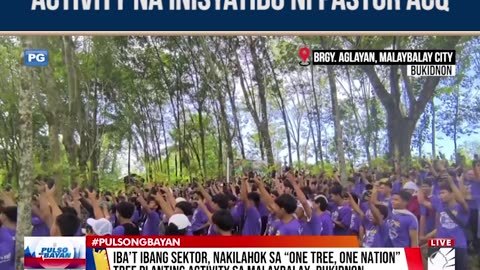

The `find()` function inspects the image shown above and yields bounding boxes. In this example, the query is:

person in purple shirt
[240,178,262,235]
[464,169,480,250]
[31,214,50,237]
[191,193,210,235]
[312,195,333,235]
[387,190,418,248]
[346,193,361,236]
[391,178,403,194]
[0,206,16,270]
[269,194,302,236]
[418,178,437,243]
[212,210,235,236]
[348,191,390,247]
[230,201,244,228]
[329,185,352,235]
[377,181,393,212]
[205,194,230,235]
[257,201,270,234]
[112,201,140,235]
[136,192,161,236]
[433,174,470,270]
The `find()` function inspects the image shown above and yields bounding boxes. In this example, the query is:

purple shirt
[349,212,360,234]
[352,178,365,196]
[435,203,470,248]
[420,196,437,235]
[0,227,15,270]
[319,211,334,235]
[132,209,140,224]
[208,224,218,235]
[112,225,125,235]
[306,212,325,235]
[142,211,161,235]
[242,206,262,236]
[269,218,301,236]
[299,220,311,235]
[362,209,390,247]
[257,202,269,217]
[231,202,244,225]
[377,194,393,213]
[191,207,208,232]
[387,212,418,247]
[31,215,50,237]
[464,179,480,209]
[265,214,277,236]
[332,205,352,235]
[392,180,402,194]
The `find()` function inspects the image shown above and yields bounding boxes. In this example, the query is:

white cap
[87,218,113,236]
[175,197,187,203]
[403,181,419,192]
[168,214,191,230]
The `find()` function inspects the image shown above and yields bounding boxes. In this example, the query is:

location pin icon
[299,47,310,65]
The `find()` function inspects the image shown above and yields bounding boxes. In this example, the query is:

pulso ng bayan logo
[24,50,49,67]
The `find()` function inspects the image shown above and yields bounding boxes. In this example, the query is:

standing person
[240,177,262,235]
[313,195,333,235]
[190,192,209,235]
[403,182,421,220]
[348,190,390,248]
[377,180,393,212]
[135,188,161,236]
[112,201,139,235]
[0,206,16,270]
[212,210,235,236]
[387,190,419,248]
[255,177,301,236]
[432,173,470,270]
[464,168,480,251]
[330,186,352,236]
[418,178,437,244]
[207,194,230,235]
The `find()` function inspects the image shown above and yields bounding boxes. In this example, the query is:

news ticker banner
[84,236,424,270]
[298,49,456,76]
[0,1,479,31]
[24,236,458,270]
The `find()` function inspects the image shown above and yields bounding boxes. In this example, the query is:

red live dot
[428,238,454,247]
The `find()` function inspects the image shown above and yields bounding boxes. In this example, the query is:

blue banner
[1,0,478,31]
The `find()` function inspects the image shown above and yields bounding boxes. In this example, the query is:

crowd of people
[0,159,479,270]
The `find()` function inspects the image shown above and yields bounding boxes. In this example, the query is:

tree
[347,36,462,170]
[15,37,35,270]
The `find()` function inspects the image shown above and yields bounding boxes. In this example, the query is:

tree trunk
[160,109,171,181]
[16,38,35,270]
[248,37,274,167]
[127,134,131,176]
[326,65,347,183]
[62,36,80,197]
[386,111,416,171]
[264,48,293,166]
[310,63,324,167]
[198,108,207,178]
[358,36,460,169]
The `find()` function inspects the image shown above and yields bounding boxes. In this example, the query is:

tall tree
[16,37,35,270]
[348,36,461,170]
